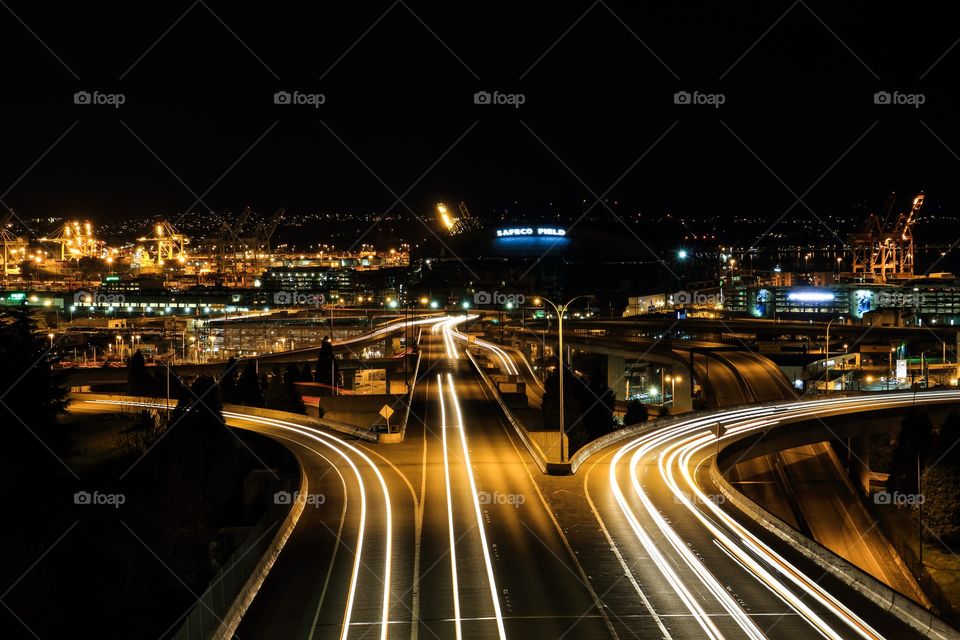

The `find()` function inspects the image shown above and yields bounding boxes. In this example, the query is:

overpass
[62,315,439,388]
[501,324,797,413]
[59,315,960,639]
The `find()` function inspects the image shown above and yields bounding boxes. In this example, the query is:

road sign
[380,404,395,433]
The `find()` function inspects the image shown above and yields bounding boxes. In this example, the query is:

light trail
[606,390,960,640]
[83,399,394,640]
[432,317,508,639]
[437,374,463,640]
[445,371,508,640]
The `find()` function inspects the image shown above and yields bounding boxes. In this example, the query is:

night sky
[2,2,960,230]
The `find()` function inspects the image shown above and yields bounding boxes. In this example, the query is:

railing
[174,473,298,640]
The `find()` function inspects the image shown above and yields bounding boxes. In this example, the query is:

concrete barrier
[222,403,378,442]
[465,349,570,474]
[710,462,959,640]
[380,349,421,444]
[71,392,380,442]
[205,466,307,640]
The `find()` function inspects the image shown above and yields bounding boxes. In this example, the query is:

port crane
[849,192,923,282]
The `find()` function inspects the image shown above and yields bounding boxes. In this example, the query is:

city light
[438,203,455,230]
[787,291,835,302]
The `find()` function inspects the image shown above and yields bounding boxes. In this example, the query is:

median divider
[710,453,959,640]
[465,348,570,474]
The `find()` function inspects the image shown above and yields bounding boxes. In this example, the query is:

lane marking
[446,371,507,640]
[438,374,463,640]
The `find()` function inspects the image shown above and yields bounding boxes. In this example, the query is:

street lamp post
[539,295,592,463]
[825,315,844,393]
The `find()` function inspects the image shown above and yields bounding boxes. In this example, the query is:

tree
[579,368,616,441]
[315,336,337,395]
[127,350,153,396]
[623,400,649,426]
[922,413,960,546]
[236,360,264,407]
[922,465,960,546]
[151,361,183,400]
[542,368,578,429]
[283,364,300,384]
[264,369,306,414]
[298,362,313,382]
[0,308,69,454]
[164,374,236,527]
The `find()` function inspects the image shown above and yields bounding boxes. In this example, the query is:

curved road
[71,316,960,639]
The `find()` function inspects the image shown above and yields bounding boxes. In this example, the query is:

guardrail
[872,507,954,618]
[177,468,305,640]
[567,388,910,474]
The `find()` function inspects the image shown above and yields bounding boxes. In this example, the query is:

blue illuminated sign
[496,227,567,238]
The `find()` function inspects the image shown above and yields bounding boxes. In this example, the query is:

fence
[873,511,954,617]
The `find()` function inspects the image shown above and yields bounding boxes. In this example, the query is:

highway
[575,391,960,640]
[69,315,960,639]
[75,399,400,639]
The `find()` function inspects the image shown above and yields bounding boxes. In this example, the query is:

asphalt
[65,316,960,640]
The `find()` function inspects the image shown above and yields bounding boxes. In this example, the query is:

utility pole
[166,356,171,422]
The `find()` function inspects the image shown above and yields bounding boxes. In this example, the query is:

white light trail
[437,374,463,640]
[83,400,394,640]
[445,371,508,640]
[607,390,960,640]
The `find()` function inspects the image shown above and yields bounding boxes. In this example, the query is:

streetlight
[825,315,844,393]
[48,333,54,350]
[538,295,593,462]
